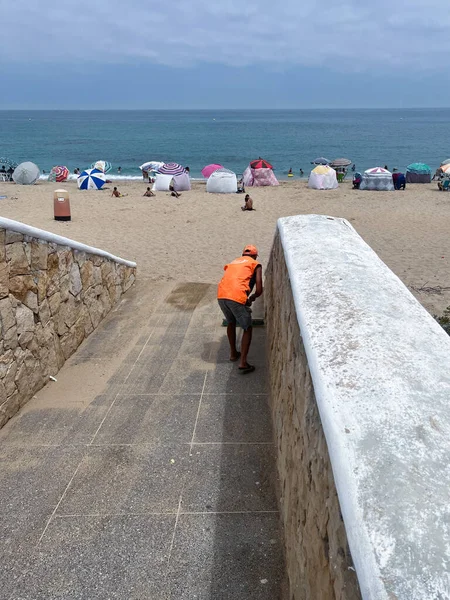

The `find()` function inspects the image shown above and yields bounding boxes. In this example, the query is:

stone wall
[0,223,136,428]
[265,214,450,600]
[266,231,361,600]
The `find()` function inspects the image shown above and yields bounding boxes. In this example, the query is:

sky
[1,0,450,109]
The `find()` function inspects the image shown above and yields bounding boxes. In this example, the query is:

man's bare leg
[227,323,240,361]
[239,326,253,369]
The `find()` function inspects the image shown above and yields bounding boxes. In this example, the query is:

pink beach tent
[202,164,223,178]
[243,166,279,187]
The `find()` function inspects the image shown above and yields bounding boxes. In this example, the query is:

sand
[0,178,449,316]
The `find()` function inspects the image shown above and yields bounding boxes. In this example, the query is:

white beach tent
[308,165,338,190]
[152,174,173,191]
[360,167,394,191]
[206,168,238,193]
[172,172,191,191]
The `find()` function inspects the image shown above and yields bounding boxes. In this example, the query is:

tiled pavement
[0,281,286,599]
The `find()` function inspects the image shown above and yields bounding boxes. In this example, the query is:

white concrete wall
[267,214,450,600]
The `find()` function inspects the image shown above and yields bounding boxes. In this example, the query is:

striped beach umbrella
[158,162,186,176]
[201,164,223,178]
[365,167,391,175]
[250,158,273,169]
[51,165,69,182]
[91,160,112,173]
[77,168,106,190]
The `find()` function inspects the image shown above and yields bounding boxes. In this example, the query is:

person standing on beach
[217,245,263,374]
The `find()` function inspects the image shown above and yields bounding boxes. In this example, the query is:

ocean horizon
[1,108,449,180]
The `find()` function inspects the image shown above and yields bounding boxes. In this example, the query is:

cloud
[3,0,450,72]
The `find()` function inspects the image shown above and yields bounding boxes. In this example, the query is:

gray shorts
[218,298,252,331]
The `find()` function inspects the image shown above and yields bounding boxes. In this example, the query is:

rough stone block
[0,393,20,428]
[59,274,70,301]
[48,291,61,316]
[9,274,37,303]
[16,303,35,335]
[80,260,94,289]
[31,240,49,270]
[39,298,51,325]
[5,231,24,244]
[0,296,16,334]
[6,242,30,276]
[69,263,82,296]
[0,262,9,298]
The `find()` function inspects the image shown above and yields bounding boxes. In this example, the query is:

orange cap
[242,245,258,256]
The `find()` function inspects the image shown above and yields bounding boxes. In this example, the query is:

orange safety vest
[217,256,260,305]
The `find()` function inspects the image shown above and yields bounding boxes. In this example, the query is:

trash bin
[53,189,71,221]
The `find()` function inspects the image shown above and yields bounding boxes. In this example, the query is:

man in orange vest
[217,245,263,374]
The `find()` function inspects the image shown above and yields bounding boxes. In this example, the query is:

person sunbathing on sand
[143,187,155,197]
[112,187,127,198]
[241,194,254,211]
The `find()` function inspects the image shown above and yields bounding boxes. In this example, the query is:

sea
[0,109,449,180]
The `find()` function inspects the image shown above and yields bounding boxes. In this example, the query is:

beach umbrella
[330,158,352,168]
[365,167,391,175]
[77,168,106,190]
[12,161,40,185]
[440,159,450,166]
[140,161,164,172]
[51,165,69,182]
[250,158,273,169]
[441,164,450,173]
[91,160,112,173]
[201,164,223,178]
[158,162,186,176]
[0,157,18,169]
[311,157,330,165]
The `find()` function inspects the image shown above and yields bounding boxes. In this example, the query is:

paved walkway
[1,280,286,599]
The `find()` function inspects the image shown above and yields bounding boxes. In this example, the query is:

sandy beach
[0,178,449,316]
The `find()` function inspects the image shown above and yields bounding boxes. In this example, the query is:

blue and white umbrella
[77,168,106,190]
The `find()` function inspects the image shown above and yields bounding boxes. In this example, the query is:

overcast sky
[2,0,449,109]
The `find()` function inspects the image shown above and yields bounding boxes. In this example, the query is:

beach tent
[243,166,279,187]
[172,172,191,191]
[405,163,431,183]
[77,168,106,190]
[360,167,394,191]
[308,165,338,190]
[206,168,238,193]
[12,162,40,185]
[152,174,173,191]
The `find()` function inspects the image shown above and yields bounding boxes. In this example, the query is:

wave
[39,174,206,182]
